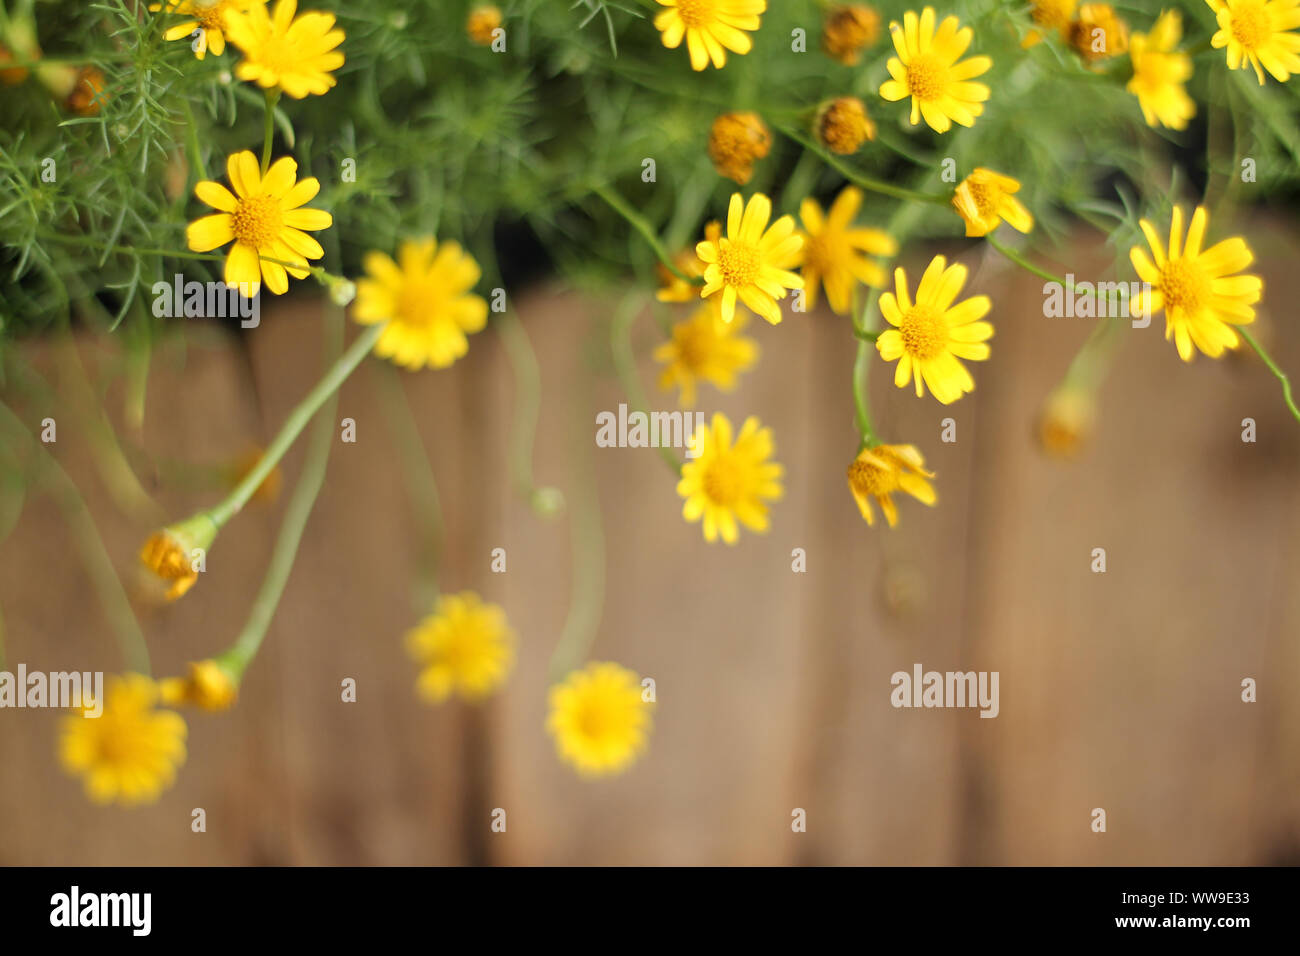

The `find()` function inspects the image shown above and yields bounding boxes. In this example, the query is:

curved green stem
[610,293,683,476]
[1240,328,1300,424]
[206,322,385,528]
[593,181,699,284]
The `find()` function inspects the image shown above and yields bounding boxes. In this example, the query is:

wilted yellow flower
[353,237,489,370]
[677,412,783,544]
[139,513,218,601]
[159,660,239,711]
[846,444,936,527]
[654,303,758,406]
[1068,3,1128,62]
[1037,385,1096,459]
[653,0,766,71]
[151,0,263,59]
[224,0,345,98]
[796,186,896,315]
[707,111,771,185]
[187,151,332,296]
[1022,0,1076,48]
[1206,0,1300,84]
[405,592,515,703]
[59,675,187,806]
[466,5,502,45]
[697,193,803,325]
[66,66,106,116]
[822,4,881,65]
[657,222,719,303]
[1128,205,1263,361]
[876,256,993,404]
[815,96,876,155]
[1127,11,1195,130]
[951,168,1034,238]
[879,7,992,134]
[547,662,653,777]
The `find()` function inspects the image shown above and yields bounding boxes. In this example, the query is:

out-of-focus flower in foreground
[547,662,653,777]
[655,302,758,406]
[1127,10,1195,130]
[797,185,896,315]
[405,592,516,703]
[677,412,783,544]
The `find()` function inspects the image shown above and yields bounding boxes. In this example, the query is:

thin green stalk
[1240,328,1300,424]
[260,89,280,175]
[497,309,555,510]
[225,307,343,675]
[610,293,683,476]
[179,98,207,182]
[0,400,150,673]
[206,322,386,528]
[374,363,444,615]
[778,126,951,205]
[593,181,698,284]
[853,286,882,447]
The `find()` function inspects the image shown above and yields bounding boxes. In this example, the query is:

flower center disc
[718,241,760,287]
[675,0,714,29]
[703,453,744,506]
[899,305,947,360]
[848,457,899,496]
[906,54,947,101]
[1158,258,1210,316]
[231,195,283,248]
[1231,1,1268,50]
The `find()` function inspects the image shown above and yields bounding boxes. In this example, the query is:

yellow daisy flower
[223,0,345,98]
[1206,0,1300,84]
[59,674,188,806]
[846,444,936,527]
[151,0,262,59]
[1128,205,1263,361]
[796,186,897,315]
[186,150,332,296]
[1022,0,1076,48]
[546,662,653,777]
[697,192,804,325]
[876,256,993,404]
[658,221,719,303]
[951,168,1034,238]
[1127,11,1195,130]
[653,0,766,72]
[353,237,489,370]
[677,411,783,544]
[654,303,758,406]
[138,513,218,601]
[159,659,239,711]
[879,7,991,134]
[405,592,515,703]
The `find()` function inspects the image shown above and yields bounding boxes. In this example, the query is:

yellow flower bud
[707,112,771,186]
[815,97,876,155]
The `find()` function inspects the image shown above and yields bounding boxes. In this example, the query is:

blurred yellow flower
[654,302,758,406]
[547,662,653,777]
[815,96,876,155]
[1206,0,1300,84]
[1068,3,1128,62]
[707,111,771,185]
[1037,384,1097,459]
[1128,10,1195,130]
[653,0,765,71]
[697,192,803,325]
[466,5,503,46]
[187,150,332,296]
[879,7,991,133]
[224,0,345,98]
[159,660,239,711]
[1128,205,1263,361]
[876,256,992,404]
[822,4,881,65]
[846,444,936,527]
[139,513,217,601]
[59,675,187,806]
[796,186,896,315]
[657,222,719,303]
[1022,0,1076,47]
[951,168,1034,238]
[405,592,515,703]
[353,237,489,370]
[677,412,783,544]
[152,0,262,59]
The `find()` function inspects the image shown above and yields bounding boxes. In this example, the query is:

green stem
[778,126,951,205]
[179,98,207,182]
[593,182,698,284]
[374,363,444,614]
[206,322,386,529]
[852,286,882,447]
[225,307,343,676]
[497,309,554,510]
[260,89,280,176]
[1240,328,1300,424]
[610,293,683,476]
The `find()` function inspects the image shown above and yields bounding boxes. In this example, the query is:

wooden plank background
[1,227,1297,865]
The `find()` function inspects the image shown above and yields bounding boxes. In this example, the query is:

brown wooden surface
[1,230,1297,865]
